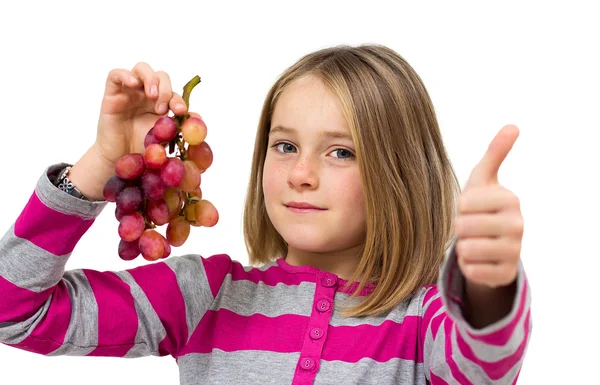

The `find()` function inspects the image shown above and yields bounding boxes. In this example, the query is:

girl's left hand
[454,124,524,288]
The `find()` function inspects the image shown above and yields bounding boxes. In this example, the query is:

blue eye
[275,143,297,153]
[330,148,354,160]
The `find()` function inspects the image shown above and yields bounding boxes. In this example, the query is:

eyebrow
[269,125,353,140]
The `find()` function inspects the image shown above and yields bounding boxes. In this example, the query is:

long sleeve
[0,163,231,359]
[419,238,532,384]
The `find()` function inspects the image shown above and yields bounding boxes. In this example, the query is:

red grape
[116,187,143,212]
[166,216,190,246]
[187,142,213,173]
[115,154,145,180]
[147,199,169,226]
[144,128,161,148]
[178,160,201,193]
[103,175,128,202]
[153,116,178,142]
[161,157,185,187]
[118,212,145,241]
[164,188,183,219]
[118,239,141,261]
[141,170,166,201]
[195,199,219,227]
[144,144,167,168]
[181,117,207,145]
[139,229,165,261]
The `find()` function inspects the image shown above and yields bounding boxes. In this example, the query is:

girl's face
[263,75,367,255]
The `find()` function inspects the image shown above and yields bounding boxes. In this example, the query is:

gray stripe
[210,275,316,315]
[178,349,300,385]
[36,162,108,220]
[47,269,99,356]
[177,349,426,385]
[318,358,426,385]
[0,224,70,290]
[164,254,215,344]
[210,274,423,327]
[115,270,166,357]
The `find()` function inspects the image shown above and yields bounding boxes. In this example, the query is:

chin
[278,226,336,253]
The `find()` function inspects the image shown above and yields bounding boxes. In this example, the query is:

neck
[284,243,363,280]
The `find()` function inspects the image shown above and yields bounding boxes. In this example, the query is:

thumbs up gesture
[455,125,524,289]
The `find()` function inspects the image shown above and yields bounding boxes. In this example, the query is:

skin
[71,64,524,328]
[263,75,366,279]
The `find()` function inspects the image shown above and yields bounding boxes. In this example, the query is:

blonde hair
[243,44,461,317]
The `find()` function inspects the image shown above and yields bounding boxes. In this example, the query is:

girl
[0,44,530,384]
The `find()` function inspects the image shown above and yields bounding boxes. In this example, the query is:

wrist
[68,145,116,201]
[463,278,517,329]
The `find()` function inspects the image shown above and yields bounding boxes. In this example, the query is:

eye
[329,148,355,160]
[274,142,297,153]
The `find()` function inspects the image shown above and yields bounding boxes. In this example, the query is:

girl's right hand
[93,62,190,166]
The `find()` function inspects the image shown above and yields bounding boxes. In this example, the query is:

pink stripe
[456,309,531,380]
[0,276,54,323]
[323,317,422,363]
[431,312,445,340]
[84,270,137,357]
[128,261,188,357]
[430,371,450,385]
[467,279,528,346]
[230,259,316,287]
[420,296,443,344]
[181,309,423,363]
[444,317,473,385]
[6,281,72,355]
[201,254,233,298]
[180,309,305,355]
[14,191,96,256]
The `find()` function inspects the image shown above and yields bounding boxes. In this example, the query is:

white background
[0,1,598,384]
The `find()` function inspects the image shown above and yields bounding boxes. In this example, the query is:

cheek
[262,158,284,199]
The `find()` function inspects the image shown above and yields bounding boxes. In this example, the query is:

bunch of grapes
[102,76,218,262]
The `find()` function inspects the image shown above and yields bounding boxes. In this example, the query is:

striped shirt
[0,162,532,384]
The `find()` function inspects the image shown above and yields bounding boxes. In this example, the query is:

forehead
[271,75,349,134]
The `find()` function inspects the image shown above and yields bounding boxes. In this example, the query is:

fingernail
[157,103,167,113]
[129,76,138,84]
[176,103,186,110]
[150,85,158,96]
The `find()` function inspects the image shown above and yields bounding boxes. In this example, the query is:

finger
[455,212,524,238]
[155,71,174,115]
[458,186,520,214]
[105,69,140,96]
[168,92,188,116]
[460,261,518,288]
[131,62,160,100]
[464,124,520,190]
[456,237,521,264]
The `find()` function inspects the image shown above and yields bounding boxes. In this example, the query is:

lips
[284,201,326,210]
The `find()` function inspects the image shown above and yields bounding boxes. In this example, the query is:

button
[300,357,316,371]
[310,328,324,340]
[322,275,337,288]
[316,299,331,312]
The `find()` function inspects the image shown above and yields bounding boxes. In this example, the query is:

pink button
[322,276,336,288]
[317,299,331,312]
[300,357,316,371]
[310,328,324,340]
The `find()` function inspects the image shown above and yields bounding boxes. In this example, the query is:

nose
[287,155,319,190]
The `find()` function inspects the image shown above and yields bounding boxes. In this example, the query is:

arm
[0,162,231,358]
[419,240,532,384]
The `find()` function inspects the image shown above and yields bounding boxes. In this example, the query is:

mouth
[284,201,327,213]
